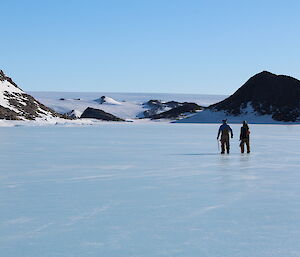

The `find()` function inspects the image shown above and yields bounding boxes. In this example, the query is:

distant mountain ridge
[6,69,300,124]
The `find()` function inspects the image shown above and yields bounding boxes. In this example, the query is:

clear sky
[1,0,300,94]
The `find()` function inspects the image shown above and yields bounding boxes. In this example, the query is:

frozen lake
[1,124,300,257]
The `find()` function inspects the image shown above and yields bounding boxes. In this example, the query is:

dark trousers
[221,139,230,154]
[240,138,250,153]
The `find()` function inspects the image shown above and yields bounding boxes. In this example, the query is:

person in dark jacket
[217,119,233,154]
[239,121,250,153]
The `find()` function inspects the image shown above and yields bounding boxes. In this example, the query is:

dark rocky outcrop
[0,106,21,120]
[0,70,20,89]
[80,107,125,121]
[209,71,300,122]
[95,96,107,104]
[8,93,60,120]
[141,100,203,119]
[144,100,181,109]
[142,100,182,118]
[151,103,203,119]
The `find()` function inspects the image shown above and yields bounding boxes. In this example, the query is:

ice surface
[1,124,300,257]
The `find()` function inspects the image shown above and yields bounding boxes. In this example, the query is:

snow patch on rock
[0,79,24,113]
[66,109,82,119]
[95,96,122,105]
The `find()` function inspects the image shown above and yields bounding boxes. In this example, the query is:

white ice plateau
[31,91,225,119]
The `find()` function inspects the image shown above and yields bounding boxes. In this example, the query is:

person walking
[217,119,233,154]
[239,121,250,153]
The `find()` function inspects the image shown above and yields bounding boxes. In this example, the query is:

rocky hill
[177,71,300,123]
[0,70,62,120]
[80,107,125,121]
[150,103,203,120]
[209,71,300,122]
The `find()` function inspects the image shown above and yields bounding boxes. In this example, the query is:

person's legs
[221,140,225,154]
[240,140,245,153]
[246,139,250,153]
[226,140,230,154]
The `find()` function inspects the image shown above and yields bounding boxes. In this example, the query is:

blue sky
[1,0,300,94]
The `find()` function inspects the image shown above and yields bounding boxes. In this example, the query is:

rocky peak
[0,70,63,120]
[0,70,20,89]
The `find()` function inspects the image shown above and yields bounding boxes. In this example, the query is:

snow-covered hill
[0,70,61,120]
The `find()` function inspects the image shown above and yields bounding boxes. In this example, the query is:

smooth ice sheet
[1,124,300,257]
